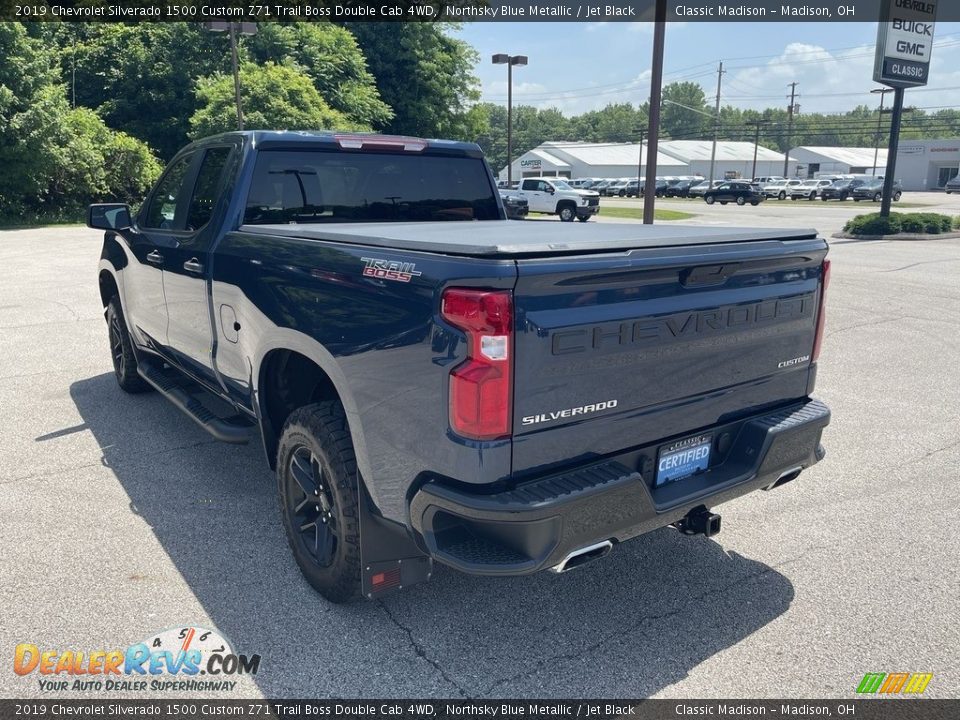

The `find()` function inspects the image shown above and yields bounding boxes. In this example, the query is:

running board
[137,362,254,444]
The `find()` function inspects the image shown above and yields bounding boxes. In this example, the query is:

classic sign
[873,0,939,88]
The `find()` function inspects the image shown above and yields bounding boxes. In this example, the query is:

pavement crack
[825,316,905,339]
[482,544,831,694]
[376,599,471,698]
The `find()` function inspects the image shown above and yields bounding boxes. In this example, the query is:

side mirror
[547,187,555,194]
[88,203,132,231]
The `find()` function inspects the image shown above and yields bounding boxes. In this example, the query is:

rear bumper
[409,399,829,576]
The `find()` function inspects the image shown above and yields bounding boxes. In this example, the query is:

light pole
[871,88,893,176]
[203,22,258,131]
[492,54,528,185]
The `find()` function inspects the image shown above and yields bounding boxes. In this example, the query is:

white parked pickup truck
[517,177,600,222]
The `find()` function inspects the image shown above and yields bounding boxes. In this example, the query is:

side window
[143,153,194,230]
[521,180,537,191]
[538,181,551,192]
[187,147,232,231]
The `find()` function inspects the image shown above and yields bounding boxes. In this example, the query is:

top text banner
[5,1,960,23]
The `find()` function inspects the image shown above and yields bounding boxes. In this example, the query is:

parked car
[703,181,764,206]
[789,179,833,201]
[820,178,867,201]
[517,177,600,221]
[944,175,960,194]
[592,179,614,195]
[763,179,804,200]
[498,189,529,219]
[88,130,831,603]
[852,179,903,202]
[624,179,641,197]
[664,179,697,198]
[606,179,631,197]
[640,178,669,196]
[753,176,786,188]
[687,180,712,198]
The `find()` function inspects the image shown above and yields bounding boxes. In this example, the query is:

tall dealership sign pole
[493,54,528,186]
[873,0,938,217]
[642,0,667,225]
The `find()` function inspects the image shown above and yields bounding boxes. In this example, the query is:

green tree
[0,24,160,219]
[189,62,359,139]
[662,82,709,140]
[347,23,482,139]
[246,23,392,129]
[51,23,231,161]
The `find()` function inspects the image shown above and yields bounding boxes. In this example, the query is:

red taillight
[812,259,831,362]
[441,288,513,441]
[334,134,427,152]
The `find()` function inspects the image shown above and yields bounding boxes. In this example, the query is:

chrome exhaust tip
[549,539,614,573]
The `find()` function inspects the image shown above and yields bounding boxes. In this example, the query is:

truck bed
[240,221,819,258]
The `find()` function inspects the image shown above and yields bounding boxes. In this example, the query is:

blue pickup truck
[88,131,831,603]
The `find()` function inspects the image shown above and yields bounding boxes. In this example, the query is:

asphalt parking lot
[1,198,959,699]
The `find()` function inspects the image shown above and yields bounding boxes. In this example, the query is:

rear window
[243,150,499,224]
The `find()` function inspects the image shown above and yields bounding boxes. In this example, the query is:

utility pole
[228,23,244,130]
[783,82,799,177]
[203,22,258,131]
[641,0,667,224]
[871,88,893,176]
[746,119,765,181]
[707,61,725,187]
[636,128,645,187]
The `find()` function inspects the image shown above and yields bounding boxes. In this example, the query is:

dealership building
[501,140,790,181]
[887,139,960,190]
[501,142,688,180]
[788,146,888,178]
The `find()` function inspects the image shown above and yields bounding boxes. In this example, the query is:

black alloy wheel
[286,446,340,569]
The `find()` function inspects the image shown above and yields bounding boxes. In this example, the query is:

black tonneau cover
[239,221,819,258]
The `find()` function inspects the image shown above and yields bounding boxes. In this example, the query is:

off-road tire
[106,296,151,394]
[277,402,362,603]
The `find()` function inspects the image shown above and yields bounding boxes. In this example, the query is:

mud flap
[359,481,432,598]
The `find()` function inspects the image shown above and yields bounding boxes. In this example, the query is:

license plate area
[656,434,712,486]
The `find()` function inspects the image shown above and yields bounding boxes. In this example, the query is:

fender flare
[251,327,376,506]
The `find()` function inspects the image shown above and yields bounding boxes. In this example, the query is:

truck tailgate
[511,237,828,476]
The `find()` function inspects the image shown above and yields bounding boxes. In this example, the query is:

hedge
[843,212,956,236]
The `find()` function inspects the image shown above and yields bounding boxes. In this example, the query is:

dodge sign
[874,0,938,88]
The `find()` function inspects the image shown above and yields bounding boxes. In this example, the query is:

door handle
[183,258,204,274]
[146,250,163,264]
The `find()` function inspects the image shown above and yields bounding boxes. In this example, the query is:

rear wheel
[705,196,715,205]
[558,203,576,222]
[106,297,151,394]
[750,199,760,206]
[893,191,902,201]
[873,192,882,202]
[277,402,362,604]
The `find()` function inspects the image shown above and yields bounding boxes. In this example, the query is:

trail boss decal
[522,400,618,426]
[361,257,422,283]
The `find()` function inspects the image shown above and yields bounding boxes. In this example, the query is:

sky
[456,22,960,117]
